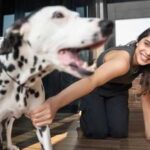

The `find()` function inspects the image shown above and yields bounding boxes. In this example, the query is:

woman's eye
[52,11,64,19]
[143,41,150,47]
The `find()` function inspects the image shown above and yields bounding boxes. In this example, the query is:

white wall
[115,18,150,46]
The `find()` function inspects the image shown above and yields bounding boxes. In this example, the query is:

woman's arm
[29,51,130,126]
[52,57,129,110]
[141,94,150,139]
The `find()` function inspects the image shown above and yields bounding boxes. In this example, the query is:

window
[76,7,86,17]
[3,14,15,34]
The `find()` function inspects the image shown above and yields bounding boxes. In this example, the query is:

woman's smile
[140,51,150,63]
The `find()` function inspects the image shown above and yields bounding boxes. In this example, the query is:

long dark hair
[140,65,150,95]
[138,28,150,95]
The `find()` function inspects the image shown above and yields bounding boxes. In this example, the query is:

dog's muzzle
[58,20,114,77]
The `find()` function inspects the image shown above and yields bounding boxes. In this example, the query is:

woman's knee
[80,120,108,139]
[82,127,108,139]
[110,128,128,138]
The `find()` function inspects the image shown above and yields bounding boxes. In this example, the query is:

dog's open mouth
[58,39,107,76]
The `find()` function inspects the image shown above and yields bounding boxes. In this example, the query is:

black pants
[80,90,129,139]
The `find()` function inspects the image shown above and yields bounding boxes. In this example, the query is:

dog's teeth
[69,63,78,69]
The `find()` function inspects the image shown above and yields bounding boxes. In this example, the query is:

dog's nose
[99,20,114,37]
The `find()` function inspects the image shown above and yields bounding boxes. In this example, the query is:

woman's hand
[28,97,58,127]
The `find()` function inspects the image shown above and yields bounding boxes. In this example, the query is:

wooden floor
[2,98,150,150]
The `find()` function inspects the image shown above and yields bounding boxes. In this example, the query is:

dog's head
[1,6,113,78]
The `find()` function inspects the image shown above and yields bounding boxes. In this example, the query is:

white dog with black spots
[0,6,113,150]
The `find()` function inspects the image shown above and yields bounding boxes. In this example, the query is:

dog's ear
[0,29,23,54]
[0,18,29,54]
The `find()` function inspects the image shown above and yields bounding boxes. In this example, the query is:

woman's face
[135,36,150,66]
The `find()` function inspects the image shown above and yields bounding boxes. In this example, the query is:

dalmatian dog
[0,6,113,150]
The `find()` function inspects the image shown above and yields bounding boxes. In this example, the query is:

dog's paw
[7,145,20,150]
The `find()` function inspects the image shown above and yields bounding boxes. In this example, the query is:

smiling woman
[134,31,150,66]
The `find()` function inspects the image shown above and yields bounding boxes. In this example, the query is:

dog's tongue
[58,50,94,75]
[58,50,84,66]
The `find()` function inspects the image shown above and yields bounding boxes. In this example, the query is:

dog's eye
[52,11,64,19]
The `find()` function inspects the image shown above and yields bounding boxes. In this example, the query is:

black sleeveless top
[96,42,143,96]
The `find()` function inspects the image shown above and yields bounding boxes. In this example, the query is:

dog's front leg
[36,125,52,150]
[5,117,19,150]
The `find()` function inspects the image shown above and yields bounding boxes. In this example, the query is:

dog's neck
[0,42,54,86]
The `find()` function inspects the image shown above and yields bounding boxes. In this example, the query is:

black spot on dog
[13,48,20,60]
[0,80,3,85]
[39,126,47,137]
[42,70,47,74]
[30,78,35,82]
[29,88,35,94]
[24,97,27,107]
[34,56,38,66]
[16,74,20,79]
[35,91,39,98]
[30,68,36,73]
[18,61,23,68]
[41,126,47,131]
[7,64,15,72]
[38,65,42,71]
[0,90,7,95]
[20,56,25,62]
[16,94,20,101]
[24,58,28,64]
[39,129,43,137]
[17,86,21,93]
[20,56,28,64]
[26,92,29,98]
[27,41,31,47]
[38,74,42,77]
[4,80,9,84]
